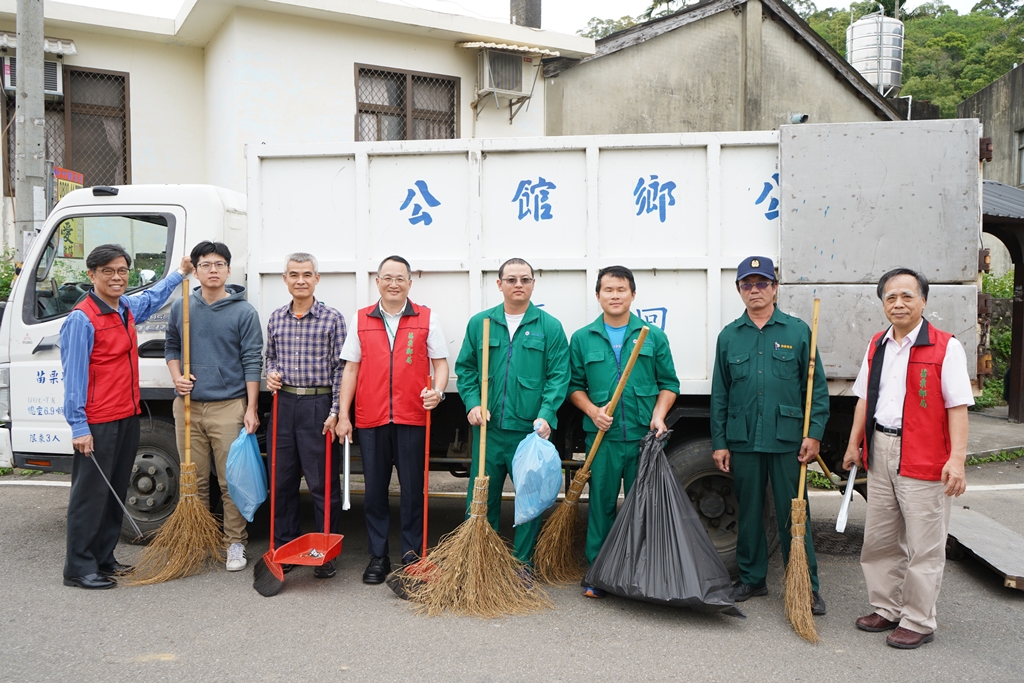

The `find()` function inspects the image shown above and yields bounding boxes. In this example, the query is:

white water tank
[846,13,904,96]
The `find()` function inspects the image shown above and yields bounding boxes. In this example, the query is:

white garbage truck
[0,119,985,569]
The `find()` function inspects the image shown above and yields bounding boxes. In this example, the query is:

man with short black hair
[336,255,449,584]
[710,255,829,615]
[165,241,263,572]
[266,252,347,579]
[455,257,571,568]
[843,267,972,649]
[61,244,192,589]
[569,265,679,598]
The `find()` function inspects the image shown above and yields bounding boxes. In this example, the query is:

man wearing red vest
[60,244,192,589]
[336,255,449,584]
[843,268,973,649]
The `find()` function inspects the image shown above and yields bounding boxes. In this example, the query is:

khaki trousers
[173,397,248,546]
[860,431,951,634]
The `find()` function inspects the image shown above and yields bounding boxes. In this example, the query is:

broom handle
[270,391,278,552]
[797,299,821,501]
[323,430,332,537]
[182,279,191,467]
[422,377,431,559]
[580,326,651,474]
[479,318,490,473]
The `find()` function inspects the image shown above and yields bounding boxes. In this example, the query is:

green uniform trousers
[465,424,541,564]
[585,436,641,565]
[732,451,819,592]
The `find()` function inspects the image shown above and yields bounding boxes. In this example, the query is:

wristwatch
[328,411,339,419]
[435,390,445,403]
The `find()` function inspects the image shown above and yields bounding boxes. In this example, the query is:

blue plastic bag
[225,428,267,522]
[512,427,562,526]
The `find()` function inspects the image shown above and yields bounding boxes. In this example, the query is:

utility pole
[14,0,46,262]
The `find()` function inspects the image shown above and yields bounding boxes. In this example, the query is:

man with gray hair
[842,267,973,649]
[265,253,347,578]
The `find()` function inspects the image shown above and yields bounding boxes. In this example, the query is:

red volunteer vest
[74,293,141,424]
[354,301,431,429]
[862,320,952,481]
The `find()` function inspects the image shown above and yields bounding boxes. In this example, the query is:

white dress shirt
[340,301,449,362]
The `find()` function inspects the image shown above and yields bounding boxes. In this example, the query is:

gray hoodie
[165,284,263,403]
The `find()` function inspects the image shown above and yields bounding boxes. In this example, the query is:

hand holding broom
[784,298,821,643]
[534,327,651,584]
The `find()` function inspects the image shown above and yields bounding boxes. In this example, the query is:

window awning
[0,32,78,56]
[456,42,559,57]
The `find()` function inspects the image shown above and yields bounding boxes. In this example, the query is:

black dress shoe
[363,556,391,584]
[314,560,336,579]
[811,591,827,616]
[732,581,768,602]
[98,562,134,577]
[63,573,115,590]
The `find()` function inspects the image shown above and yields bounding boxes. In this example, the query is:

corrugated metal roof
[985,180,1024,221]
[457,42,559,57]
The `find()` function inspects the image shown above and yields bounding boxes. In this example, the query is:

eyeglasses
[501,277,534,285]
[379,276,408,285]
[97,267,130,277]
[197,261,228,271]
[739,281,774,291]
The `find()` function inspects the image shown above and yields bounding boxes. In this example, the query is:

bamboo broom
[534,326,650,584]
[126,279,224,585]
[783,298,821,643]
[401,317,552,617]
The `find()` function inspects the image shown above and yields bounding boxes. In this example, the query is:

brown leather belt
[279,385,332,396]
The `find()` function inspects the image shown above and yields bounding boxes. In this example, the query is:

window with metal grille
[3,65,129,195]
[356,65,458,142]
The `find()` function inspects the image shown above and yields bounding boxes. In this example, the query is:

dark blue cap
[736,256,776,281]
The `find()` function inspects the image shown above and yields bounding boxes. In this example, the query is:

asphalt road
[2,461,1023,683]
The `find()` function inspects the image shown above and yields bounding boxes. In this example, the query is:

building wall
[205,8,546,194]
[545,2,886,136]
[0,22,206,248]
[959,63,1024,188]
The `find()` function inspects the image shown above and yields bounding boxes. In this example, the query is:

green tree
[578,15,638,39]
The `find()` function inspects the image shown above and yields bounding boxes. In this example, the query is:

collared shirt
[265,299,347,414]
[61,271,185,438]
[853,319,974,427]
[340,300,449,361]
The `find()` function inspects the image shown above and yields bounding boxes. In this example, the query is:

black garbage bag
[583,430,744,617]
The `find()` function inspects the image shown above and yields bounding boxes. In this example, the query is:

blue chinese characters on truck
[512,177,557,221]
[635,308,667,331]
[633,175,677,223]
[755,173,780,221]
[400,180,441,226]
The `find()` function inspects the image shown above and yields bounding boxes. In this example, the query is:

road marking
[808,483,1024,496]
[0,480,71,487]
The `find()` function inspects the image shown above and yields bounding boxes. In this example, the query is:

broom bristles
[123,463,225,586]
[534,472,589,584]
[784,499,820,643]
[397,475,554,618]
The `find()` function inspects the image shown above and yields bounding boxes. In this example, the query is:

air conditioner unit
[3,56,63,97]
[477,49,530,99]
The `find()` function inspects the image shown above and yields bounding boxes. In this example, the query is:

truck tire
[120,419,180,544]
[664,437,779,576]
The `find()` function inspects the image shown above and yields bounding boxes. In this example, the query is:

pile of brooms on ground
[125,280,224,586]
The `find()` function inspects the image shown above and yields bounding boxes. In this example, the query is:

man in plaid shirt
[265,252,347,579]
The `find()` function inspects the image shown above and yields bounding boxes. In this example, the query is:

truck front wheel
[664,437,779,576]
[120,419,180,544]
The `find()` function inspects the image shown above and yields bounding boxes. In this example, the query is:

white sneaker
[226,543,247,571]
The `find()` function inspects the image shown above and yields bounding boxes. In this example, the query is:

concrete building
[543,0,901,136]
[0,0,593,249]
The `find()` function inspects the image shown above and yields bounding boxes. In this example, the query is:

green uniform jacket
[456,302,570,432]
[568,313,680,442]
[710,306,829,453]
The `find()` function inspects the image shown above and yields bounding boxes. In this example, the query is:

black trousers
[270,391,341,548]
[358,423,425,561]
[64,416,139,579]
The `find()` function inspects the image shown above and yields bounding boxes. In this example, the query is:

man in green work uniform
[710,256,829,615]
[455,257,570,568]
[568,266,679,598]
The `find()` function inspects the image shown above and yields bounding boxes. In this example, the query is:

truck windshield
[30,214,170,322]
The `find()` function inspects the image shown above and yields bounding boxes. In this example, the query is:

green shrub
[0,247,16,301]
[982,270,1014,299]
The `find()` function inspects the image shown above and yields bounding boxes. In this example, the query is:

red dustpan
[273,432,344,567]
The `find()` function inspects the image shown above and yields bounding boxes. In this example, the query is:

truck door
[7,206,183,470]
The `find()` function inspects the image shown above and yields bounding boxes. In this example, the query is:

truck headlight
[0,366,10,423]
